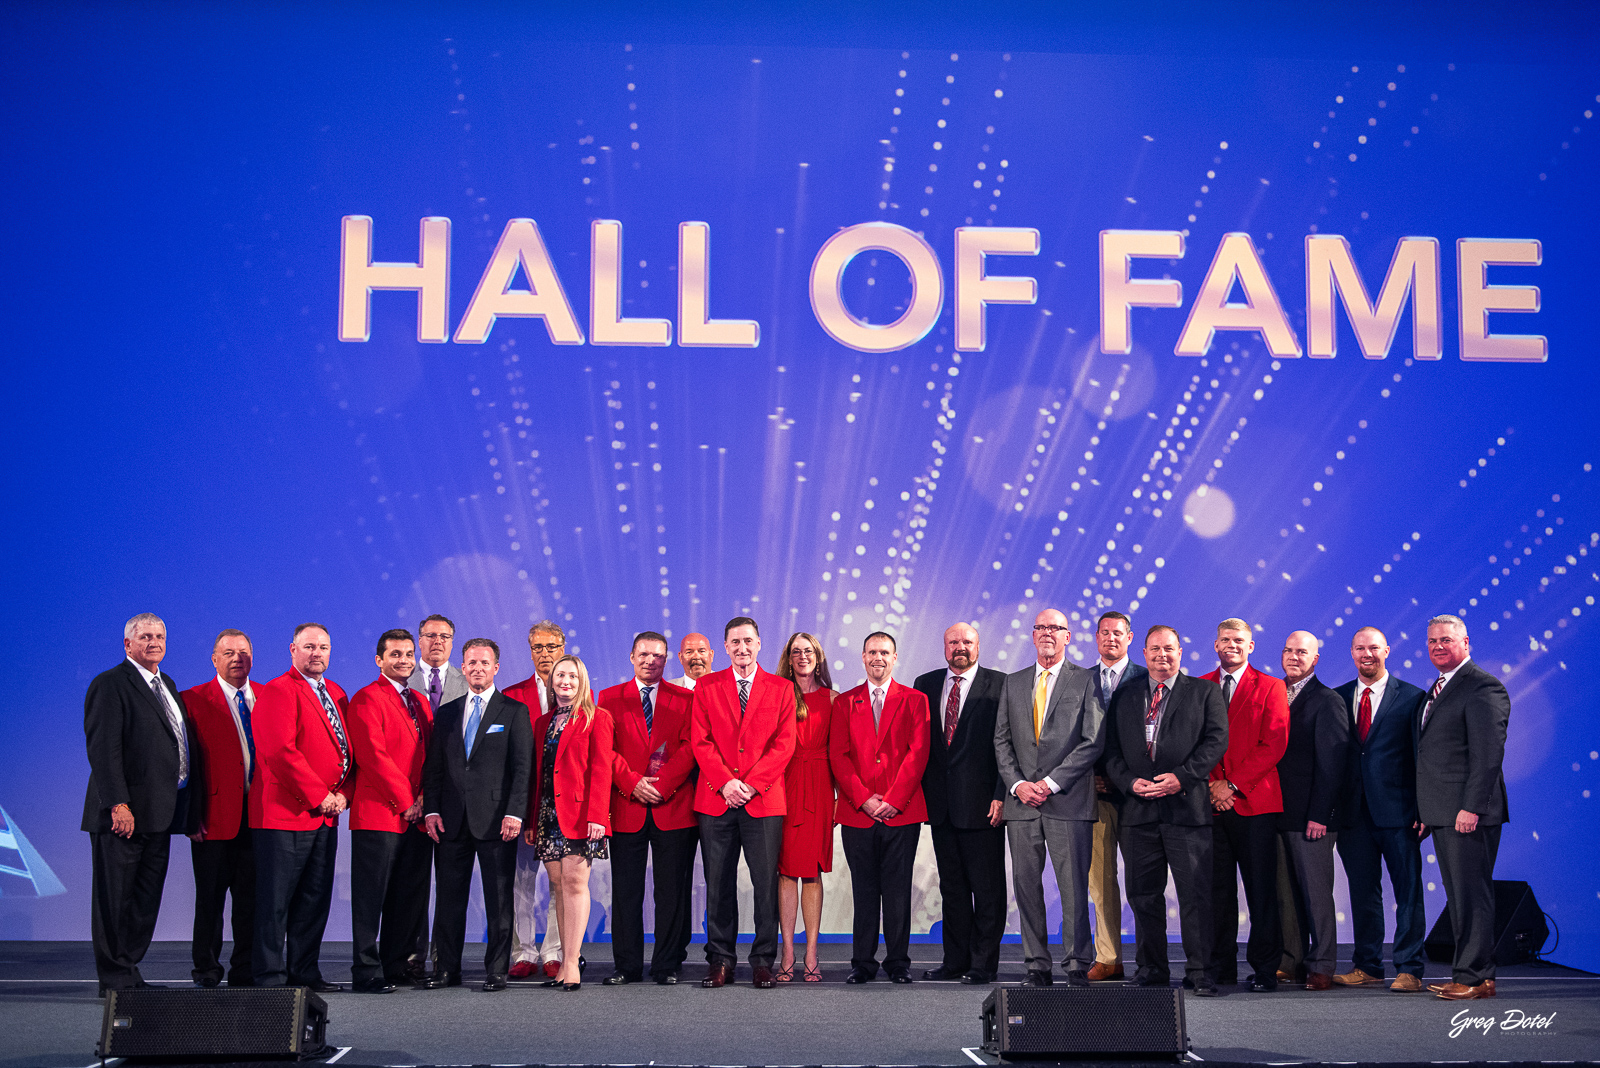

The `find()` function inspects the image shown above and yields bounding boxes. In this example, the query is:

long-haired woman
[774,631,837,981]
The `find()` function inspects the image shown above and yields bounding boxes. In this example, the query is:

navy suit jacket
[1333,673,1424,829]
[1092,661,1147,806]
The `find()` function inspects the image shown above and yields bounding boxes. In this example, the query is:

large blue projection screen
[4,13,1597,969]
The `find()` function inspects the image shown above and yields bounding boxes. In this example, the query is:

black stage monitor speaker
[97,986,329,1061]
[982,986,1187,1060]
[1424,878,1549,966]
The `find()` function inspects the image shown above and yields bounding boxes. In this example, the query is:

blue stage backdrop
[4,4,1597,968]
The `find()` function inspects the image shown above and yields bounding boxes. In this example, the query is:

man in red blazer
[600,631,699,986]
[1202,617,1290,991]
[181,629,260,988]
[689,616,797,989]
[251,623,352,992]
[346,629,434,993]
[831,632,930,984]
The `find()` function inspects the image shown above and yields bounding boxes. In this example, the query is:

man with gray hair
[1417,615,1510,1001]
[82,613,203,995]
[504,620,568,979]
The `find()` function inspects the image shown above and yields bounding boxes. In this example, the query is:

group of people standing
[82,604,1509,1003]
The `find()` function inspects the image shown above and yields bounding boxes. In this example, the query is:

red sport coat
[347,677,432,833]
[528,704,616,838]
[251,669,353,831]
[829,679,931,828]
[181,677,253,841]
[1203,664,1290,816]
[689,665,797,818]
[503,673,553,716]
[600,679,699,833]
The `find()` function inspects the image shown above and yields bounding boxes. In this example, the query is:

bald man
[1275,631,1352,990]
[669,633,714,690]
[994,609,1106,986]
[915,623,1007,984]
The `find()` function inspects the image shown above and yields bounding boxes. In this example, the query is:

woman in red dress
[775,631,836,982]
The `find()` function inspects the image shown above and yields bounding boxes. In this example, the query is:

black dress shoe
[1022,970,1052,986]
[1192,978,1219,997]
[1247,975,1278,992]
[302,980,345,993]
[961,971,995,985]
[1065,970,1090,988]
[1127,973,1167,987]
[481,976,507,992]
[653,972,679,985]
[194,976,221,988]
[352,978,397,994]
[923,965,965,981]
[845,967,876,984]
[603,971,640,985]
[415,971,460,989]
[889,970,913,984]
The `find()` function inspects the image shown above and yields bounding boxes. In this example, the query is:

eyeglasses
[1032,625,1069,635]
[531,642,565,653]
[419,631,453,641]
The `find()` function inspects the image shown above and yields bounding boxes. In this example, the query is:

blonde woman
[774,632,837,982]
[524,654,614,990]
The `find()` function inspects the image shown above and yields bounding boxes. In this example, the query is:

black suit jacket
[1092,661,1148,806]
[1276,676,1352,831]
[423,689,533,841]
[1103,672,1228,827]
[81,660,203,835]
[916,665,1005,829]
[1415,659,1510,827]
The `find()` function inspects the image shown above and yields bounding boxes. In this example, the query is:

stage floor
[0,942,1594,1067]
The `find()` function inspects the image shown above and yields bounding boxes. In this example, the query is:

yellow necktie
[1032,670,1049,741]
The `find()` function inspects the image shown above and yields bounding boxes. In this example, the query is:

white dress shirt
[129,657,188,786]
[940,664,979,735]
[216,676,256,787]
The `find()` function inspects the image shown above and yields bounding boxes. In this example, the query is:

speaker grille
[983,986,1187,1057]
[99,987,327,1058]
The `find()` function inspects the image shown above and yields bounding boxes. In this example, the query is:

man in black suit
[1416,615,1510,1001]
[420,638,533,992]
[1103,625,1228,996]
[1088,611,1145,982]
[1332,626,1428,992]
[916,622,1006,985]
[1275,631,1352,991]
[82,613,203,995]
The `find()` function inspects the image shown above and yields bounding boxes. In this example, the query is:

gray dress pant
[1006,816,1095,974]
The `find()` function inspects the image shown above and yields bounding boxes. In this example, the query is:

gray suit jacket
[1415,658,1510,827]
[409,661,469,711]
[994,661,1106,821]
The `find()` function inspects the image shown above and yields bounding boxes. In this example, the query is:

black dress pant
[350,826,434,984]
[698,808,783,968]
[1210,809,1283,983]
[1120,821,1213,983]
[253,825,337,987]
[190,808,255,985]
[90,831,172,989]
[841,821,920,976]
[929,820,1006,976]
[1432,822,1502,985]
[432,831,517,978]
[610,812,699,979]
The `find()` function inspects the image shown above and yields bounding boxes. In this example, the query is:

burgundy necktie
[944,676,963,747]
[1356,687,1373,743]
[402,687,426,736]
[1145,683,1165,759]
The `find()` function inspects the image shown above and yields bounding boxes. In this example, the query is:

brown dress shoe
[1427,980,1450,993]
[1087,962,1125,982]
[1436,980,1495,1000]
[701,963,731,988]
[1389,973,1423,993]
[751,966,775,989]
[1276,969,1294,983]
[1305,972,1333,991]
[1332,968,1383,986]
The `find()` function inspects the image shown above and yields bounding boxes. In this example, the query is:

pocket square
[486,723,506,734]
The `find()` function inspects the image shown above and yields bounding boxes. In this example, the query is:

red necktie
[1356,687,1373,743]
[1145,683,1165,759]
[944,676,963,747]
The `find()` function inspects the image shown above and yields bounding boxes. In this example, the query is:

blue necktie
[642,686,655,735]
[234,688,256,771]
[465,695,483,759]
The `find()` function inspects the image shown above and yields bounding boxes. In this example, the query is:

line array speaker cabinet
[982,985,1187,1060]
[97,986,329,1061]
[1424,878,1549,966]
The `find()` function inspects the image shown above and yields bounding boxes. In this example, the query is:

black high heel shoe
[562,980,581,991]
[541,976,561,988]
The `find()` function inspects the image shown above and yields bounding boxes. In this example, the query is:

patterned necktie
[1421,675,1446,728]
[402,687,425,736]
[1101,666,1117,705]
[871,687,884,728]
[738,678,750,718]
[641,685,655,735]
[234,687,256,770]
[1145,683,1165,759]
[944,675,963,746]
[151,676,189,785]
[429,667,443,711]
[1356,687,1373,743]
[1222,673,1235,708]
[465,694,484,758]
[314,680,349,776]
[1032,669,1049,741]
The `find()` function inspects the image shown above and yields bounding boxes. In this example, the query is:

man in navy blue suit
[1332,627,1427,993]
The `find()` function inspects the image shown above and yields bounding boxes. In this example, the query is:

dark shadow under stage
[0,942,1594,1068]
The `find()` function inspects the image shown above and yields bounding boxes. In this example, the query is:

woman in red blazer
[775,632,837,982]
[525,654,614,990]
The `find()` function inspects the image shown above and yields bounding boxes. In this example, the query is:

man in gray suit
[409,614,468,713]
[993,608,1106,987]
[1417,614,1510,1002]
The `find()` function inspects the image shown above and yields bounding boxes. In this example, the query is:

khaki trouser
[1088,797,1123,964]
